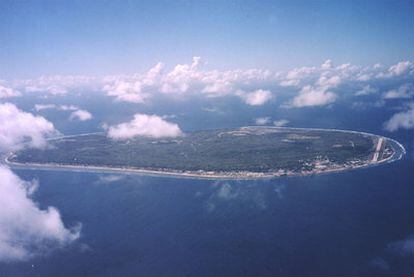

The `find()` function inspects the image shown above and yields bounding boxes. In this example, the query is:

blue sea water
[1,94,414,276]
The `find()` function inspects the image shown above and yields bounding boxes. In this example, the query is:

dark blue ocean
[1,94,414,276]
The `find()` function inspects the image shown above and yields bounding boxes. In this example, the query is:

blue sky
[1,0,414,78]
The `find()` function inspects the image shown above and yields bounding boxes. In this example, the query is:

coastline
[3,127,406,180]
[4,145,403,181]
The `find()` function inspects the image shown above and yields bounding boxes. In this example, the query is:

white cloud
[99,57,414,109]
[69,109,93,121]
[291,85,337,108]
[255,117,271,125]
[5,57,414,111]
[383,104,414,132]
[321,59,333,70]
[103,79,150,104]
[383,84,413,99]
[387,61,413,77]
[355,85,377,96]
[273,119,289,127]
[59,105,79,111]
[316,74,341,88]
[103,62,165,103]
[159,56,203,94]
[0,166,80,261]
[0,103,58,151]
[34,104,58,111]
[34,104,92,121]
[0,105,79,261]
[107,114,183,140]
[102,57,275,103]
[34,104,80,112]
[238,89,273,106]
[17,75,99,95]
[0,84,21,99]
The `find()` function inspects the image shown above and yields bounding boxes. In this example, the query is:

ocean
[1,94,414,276]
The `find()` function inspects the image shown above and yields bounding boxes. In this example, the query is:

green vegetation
[10,127,383,175]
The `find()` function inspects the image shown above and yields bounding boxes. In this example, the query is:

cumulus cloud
[34,104,93,121]
[103,62,165,103]
[0,166,80,261]
[273,119,289,127]
[355,85,377,96]
[160,57,203,94]
[280,65,317,87]
[0,105,79,261]
[16,75,99,95]
[383,84,413,99]
[255,117,271,125]
[386,61,414,77]
[68,57,414,109]
[69,109,93,121]
[0,103,58,151]
[383,104,414,132]
[107,114,183,140]
[103,80,150,104]
[0,84,21,99]
[291,85,337,107]
[237,89,273,106]
[102,57,276,104]
[5,57,414,110]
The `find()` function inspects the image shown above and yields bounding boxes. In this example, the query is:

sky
[1,0,414,78]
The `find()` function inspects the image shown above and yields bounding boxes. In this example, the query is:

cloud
[0,106,79,261]
[383,83,414,99]
[5,57,414,111]
[160,57,203,94]
[355,85,377,96]
[273,119,289,127]
[0,84,21,99]
[383,104,414,132]
[16,75,99,96]
[34,104,58,111]
[216,183,239,200]
[34,104,92,121]
[290,85,337,107]
[69,109,93,121]
[202,106,225,114]
[0,166,80,261]
[96,174,125,183]
[102,57,275,104]
[237,89,273,106]
[255,117,271,125]
[107,114,183,140]
[34,104,79,112]
[387,235,414,256]
[386,61,414,77]
[103,80,150,104]
[204,181,269,212]
[0,103,58,151]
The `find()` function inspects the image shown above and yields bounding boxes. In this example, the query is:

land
[5,127,406,179]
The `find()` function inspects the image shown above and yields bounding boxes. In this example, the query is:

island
[5,126,406,179]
